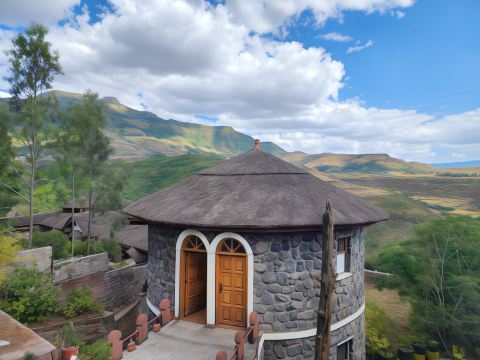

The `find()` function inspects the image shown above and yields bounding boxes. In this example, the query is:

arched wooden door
[181,236,207,318]
[216,238,247,328]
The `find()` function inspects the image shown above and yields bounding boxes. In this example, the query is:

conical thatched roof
[124,148,388,230]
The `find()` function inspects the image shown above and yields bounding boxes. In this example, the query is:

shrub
[99,238,122,262]
[73,240,88,257]
[62,286,104,319]
[0,267,58,323]
[32,230,70,260]
[79,340,110,360]
[0,235,21,280]
[366,303,400,359]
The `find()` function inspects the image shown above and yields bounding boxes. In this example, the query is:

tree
[376,216,480,357]
[4,24,63,248]
[54,91,117,254]
[0,235,21,280]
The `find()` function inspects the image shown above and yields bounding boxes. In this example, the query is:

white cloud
[0,0,478,163]
[0,91,10,98]
[0,0,80,26]
[318,32,353,42]
[347,39,375,53]
[223,0,415,34]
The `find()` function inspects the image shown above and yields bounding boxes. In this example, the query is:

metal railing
[216,312,260,360]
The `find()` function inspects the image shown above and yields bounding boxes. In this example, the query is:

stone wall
[104,264,147,311]
[147,225,181,307]
[53,252,109,283]
[262,314,365,360]
[16,246,52,273]
[245,228,363,333]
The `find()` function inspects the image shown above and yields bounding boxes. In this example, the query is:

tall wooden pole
[314,201,336,360]
[71,174,75,257]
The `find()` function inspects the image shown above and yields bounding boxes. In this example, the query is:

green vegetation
[3,24,62,247]
[0,235,22,279]
[79,340,110,360]
[62,286,104,319]
[32,230,70,260]
[375,216,480,357]
[366,303,401,359]
[58,323,81,348]
[0,267,59,323]
[98,238,122,262]
[121,153,223,200]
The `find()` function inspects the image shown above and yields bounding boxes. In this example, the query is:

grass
[121,153,223,201]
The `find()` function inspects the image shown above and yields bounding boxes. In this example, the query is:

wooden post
[314,201,336,360]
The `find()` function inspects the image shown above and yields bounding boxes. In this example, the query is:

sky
[0,0,479,163]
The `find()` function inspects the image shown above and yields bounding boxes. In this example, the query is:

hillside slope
[52,90,286,159]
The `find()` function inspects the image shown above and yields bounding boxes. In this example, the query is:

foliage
[58,322,81,348]
[376,216,480,356]
[4,23,63,247]
[78,340,110,360]
[62,286,104,319]
[366,303,399,359]
[54,91,118,253]
[73,240,88,257]
[0,267,58,323]
[33,181,71,213]
[0,235,22,279]
[99,238,122,262]
[32,230,70,260]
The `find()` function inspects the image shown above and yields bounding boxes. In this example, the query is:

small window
[337,339,353,360]
[336,236,351,273]
[217,238,246,254]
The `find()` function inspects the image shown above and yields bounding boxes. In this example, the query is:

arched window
[183,235,206,251]
[217,238,246,254]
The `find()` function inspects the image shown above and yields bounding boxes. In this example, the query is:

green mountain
[52,90,286,159]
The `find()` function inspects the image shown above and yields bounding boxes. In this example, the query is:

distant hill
[51,90,286,159]
[282,152,437,175]
[432,160,480,169]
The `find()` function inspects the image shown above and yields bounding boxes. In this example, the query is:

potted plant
[426,340,440,360]
[59,323,81,360]
[412,343,427,360]
[127,338,136,352]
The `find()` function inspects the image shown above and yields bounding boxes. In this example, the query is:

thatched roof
[124,148,389,230]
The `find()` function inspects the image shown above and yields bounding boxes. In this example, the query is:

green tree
[54,91,123,254]
[0,235,21,280]
[32,230,70,260]
[4,24,63,248]
[376,216,480,356]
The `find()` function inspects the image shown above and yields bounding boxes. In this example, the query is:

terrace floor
[123,320,256,360]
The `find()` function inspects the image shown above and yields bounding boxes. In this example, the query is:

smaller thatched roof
[124,148,388,230]
[116,224,148,252]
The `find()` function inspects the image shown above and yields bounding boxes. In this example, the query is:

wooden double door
[184,251,207,316]
[216,253,247,328]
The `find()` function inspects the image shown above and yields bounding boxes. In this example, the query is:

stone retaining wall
[16,246,52,273]
[53,252,109,283]
[104,264,147,311]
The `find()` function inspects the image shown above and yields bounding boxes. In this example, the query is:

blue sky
[0,0,478,162]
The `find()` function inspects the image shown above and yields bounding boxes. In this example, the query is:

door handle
[219,283,223,293]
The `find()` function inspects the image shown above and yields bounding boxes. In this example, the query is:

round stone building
[124,143,388,360]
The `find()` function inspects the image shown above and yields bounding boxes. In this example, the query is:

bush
[62,286,104,318]
[73,240,88,257]
[79,340,110,360]
[99,238,122,262]
[32,230,70,260]
[366,303,400,359]
[0,267,58,323]
[0,235,22,280]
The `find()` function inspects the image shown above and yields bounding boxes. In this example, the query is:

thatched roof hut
[124,148,388,230]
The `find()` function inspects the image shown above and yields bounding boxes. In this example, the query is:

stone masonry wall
[263,313,365,360]
[104,264,147,310]
[147,225,182,307]
[245,228,363,333]
[16,246,52,273]
[53,252,109,283]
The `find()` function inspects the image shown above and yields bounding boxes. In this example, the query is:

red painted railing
[216,312,260,360]
[108,298,174,360]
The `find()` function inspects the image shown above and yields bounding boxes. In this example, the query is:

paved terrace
[123,320,256,360]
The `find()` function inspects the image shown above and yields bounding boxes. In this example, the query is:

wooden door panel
[217,254,246,327]
[184,251,206,316]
